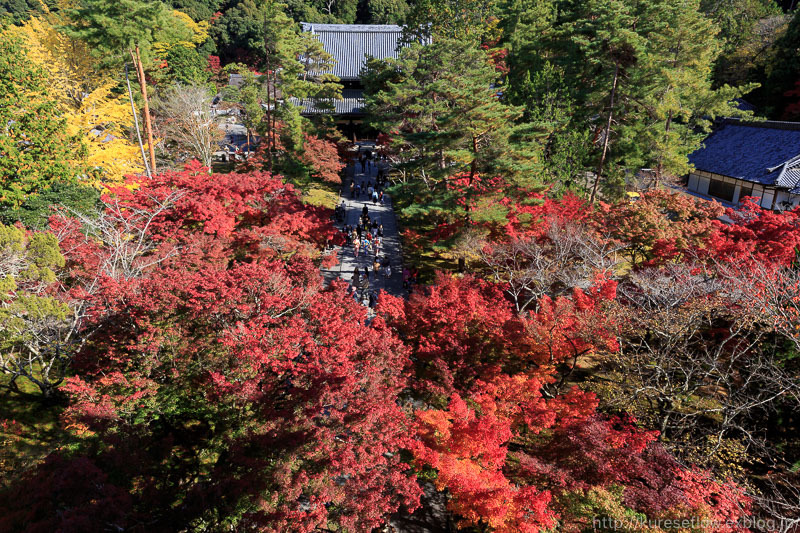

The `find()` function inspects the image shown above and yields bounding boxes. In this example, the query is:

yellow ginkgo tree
[65,83,145,188]
[5,16,144,187]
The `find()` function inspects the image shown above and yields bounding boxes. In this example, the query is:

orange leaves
[597,189,725,265]
[411,393,556,533]
[299,133,345,184]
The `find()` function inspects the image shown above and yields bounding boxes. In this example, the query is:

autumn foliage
[0,165,776,531]
[2,164,420,531]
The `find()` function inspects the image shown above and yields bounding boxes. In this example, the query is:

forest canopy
[1,0,800,532]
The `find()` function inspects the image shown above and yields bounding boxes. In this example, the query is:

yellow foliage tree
[64,83,145,187]
[5,16,144,187]
[4,15,98,109]
[151,10,210,56]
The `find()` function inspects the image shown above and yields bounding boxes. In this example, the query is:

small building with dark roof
[687,118,800,211]
[297,23,408,138]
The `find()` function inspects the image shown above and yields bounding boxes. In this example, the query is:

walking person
[381,256,390,278]
[373,256,381,280]
[353,267,360,287]
[354,238,360,258]
[379,190,384,204]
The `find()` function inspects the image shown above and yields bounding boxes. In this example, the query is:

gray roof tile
[689,119,800,190]
[292,89,365,116]
[300,23,403,80]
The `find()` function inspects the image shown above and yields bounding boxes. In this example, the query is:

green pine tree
[225,0,341,170]
[365,38,538,247]
[621,0,756,187]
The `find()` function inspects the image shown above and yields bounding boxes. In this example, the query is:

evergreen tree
[0,32,92,225]
[622,0,755,186]
[167,0,223,21]
[760,9,800,118]
[223,0,340,170]
[356,0,410,23]
[0,0,56,22]
[507,63,591,194]
[365,38,537,248]
[504,0,752,200]
[402,0,502,42]
[563,0,645,202]
[700,0,780,55]
[499,0,556,75]
[501,0,596,195]
[162,45,210,85]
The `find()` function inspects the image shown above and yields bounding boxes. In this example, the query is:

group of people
[344,203,399,309]
[358,150,388,174]
[345,205,388,268]
[337,149,402,309]
[350,179,386,204]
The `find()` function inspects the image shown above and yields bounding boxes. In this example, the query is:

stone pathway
[321,149,406,301]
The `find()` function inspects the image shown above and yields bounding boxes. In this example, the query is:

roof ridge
[300,23,402,33]
[723,117,800,131]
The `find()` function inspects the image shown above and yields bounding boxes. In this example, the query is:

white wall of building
[687,171,798,210]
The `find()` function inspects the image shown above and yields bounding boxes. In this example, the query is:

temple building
[298,23,405,139]
[687,118,800,211]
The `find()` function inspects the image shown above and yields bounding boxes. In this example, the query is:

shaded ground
[0,374,69,487]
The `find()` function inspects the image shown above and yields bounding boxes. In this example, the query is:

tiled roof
[688,118,800,190]
[300,23,403,80]
[293,89,365,116]
[733,98,757,112]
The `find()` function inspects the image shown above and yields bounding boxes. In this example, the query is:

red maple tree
[12,165,420,531]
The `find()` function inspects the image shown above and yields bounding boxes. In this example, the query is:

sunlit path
[321,145,406,301]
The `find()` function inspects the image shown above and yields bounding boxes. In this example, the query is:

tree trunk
[655,109,673,189]
[590,62,620,204]
[125,63,152,179]
[263,15,274,171]
[465,133,479,220]
[132,47,156,173]
[272,71,278,156]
